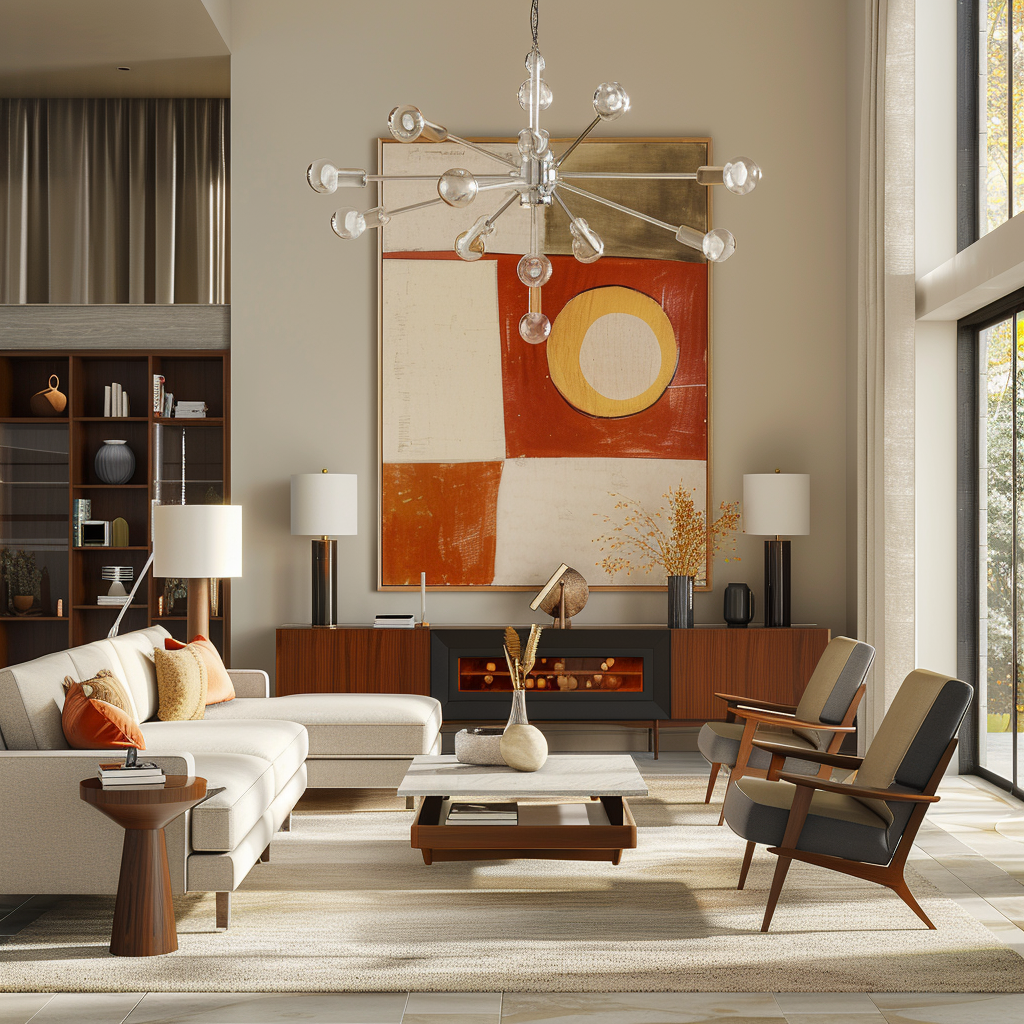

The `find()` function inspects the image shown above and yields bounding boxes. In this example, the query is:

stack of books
[103,383,130,418]
[97,760,166,788]
[96,595,129,607]
[446,802,518,826]
[72,498,92,547]
[174,401,207,419]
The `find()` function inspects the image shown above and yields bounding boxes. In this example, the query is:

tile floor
[3,754,1024,1024]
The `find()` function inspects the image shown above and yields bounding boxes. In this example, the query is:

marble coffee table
[397,753,648,866]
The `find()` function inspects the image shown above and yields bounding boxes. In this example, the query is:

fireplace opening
[432,628,671,721]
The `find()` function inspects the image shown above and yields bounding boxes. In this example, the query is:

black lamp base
[311,538,337,626]
[764,539,791,627]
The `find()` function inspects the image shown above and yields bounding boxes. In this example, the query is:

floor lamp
[291,471,357,626]
[153,504,243,640]
[742,473,810,628]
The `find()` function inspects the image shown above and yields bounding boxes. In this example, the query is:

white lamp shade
[153,504,243,578]
[742,474,810,536]
[291,473,357,537]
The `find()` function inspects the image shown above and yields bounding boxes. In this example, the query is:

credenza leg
[654,719,660,760]
[406,796,415,810]
[422,849,433,866]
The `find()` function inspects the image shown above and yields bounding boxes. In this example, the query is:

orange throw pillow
[164,635,235,705]
[62,681,145,751]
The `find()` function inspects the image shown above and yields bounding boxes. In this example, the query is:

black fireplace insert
[431,628,671,721]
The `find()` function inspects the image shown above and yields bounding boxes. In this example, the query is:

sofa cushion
[64,670,134,718]
[697,720,820,774]
[203,693,443,756]
[140,718,308,793]
[165,635,235,705]
[106,626,171,722]
[0,650,77,750]
[62,681,145,751]
[189,752,277,852]
[154,647,208,721]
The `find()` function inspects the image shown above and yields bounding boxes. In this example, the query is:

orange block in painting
[382,462,502,586]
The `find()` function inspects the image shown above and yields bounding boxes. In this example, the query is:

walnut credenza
[275,625,830,723]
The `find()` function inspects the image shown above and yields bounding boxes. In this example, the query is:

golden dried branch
[522,623,543,677]
[504,626,521,662]
[593,484,741,583]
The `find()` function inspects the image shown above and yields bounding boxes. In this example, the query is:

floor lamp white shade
[290,473,357,537]
[742,473,809,629]
[742,474,811,537]
[153,504,242,640]
[290,473,357,626]
[153,504,243,578]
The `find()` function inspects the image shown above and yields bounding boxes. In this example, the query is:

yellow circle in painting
[546,286,678,418]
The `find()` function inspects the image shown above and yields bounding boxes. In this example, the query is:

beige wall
[229,0,850,681]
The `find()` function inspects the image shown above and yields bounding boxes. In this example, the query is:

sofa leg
[260,844,271,863]
[280,813,292,832]
[216,891,231,930]
[406,796,416,811]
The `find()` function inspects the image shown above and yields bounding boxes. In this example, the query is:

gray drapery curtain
[856,0,915,741]
[0,98,229,304]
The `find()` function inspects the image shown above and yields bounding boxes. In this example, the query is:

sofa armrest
[227,669,270,699]
[0,749,195,896]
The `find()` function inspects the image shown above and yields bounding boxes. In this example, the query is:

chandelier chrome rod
[380,182,521,222]
[551,189,577,221]
[446,134,521,169]
[558,171,700,180]
[367,174,515,182]
[556,182,678,234]
[486,191,520,227]
[554,115,602,168]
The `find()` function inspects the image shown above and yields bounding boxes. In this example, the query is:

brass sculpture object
[530,564,588,628]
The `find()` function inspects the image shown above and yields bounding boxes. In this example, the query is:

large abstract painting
[379,137,711,590]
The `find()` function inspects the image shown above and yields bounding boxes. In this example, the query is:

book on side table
[98,760,167,788]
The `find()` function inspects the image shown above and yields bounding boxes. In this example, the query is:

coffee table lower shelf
[410,795,636,866]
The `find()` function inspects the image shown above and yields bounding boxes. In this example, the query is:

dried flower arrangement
[595,484,740,585]
[503,624,543,689]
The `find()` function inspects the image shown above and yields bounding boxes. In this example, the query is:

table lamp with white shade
[153,504,243,640]
[291,471,357,626]
[742,472,810,628]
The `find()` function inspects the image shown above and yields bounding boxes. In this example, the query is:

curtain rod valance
[0,98,229,304]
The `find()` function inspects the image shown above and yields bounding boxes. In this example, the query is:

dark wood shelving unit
[0,350,230,667]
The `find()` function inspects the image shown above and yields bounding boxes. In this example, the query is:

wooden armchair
[698,636,874,824]
[722,669,971,932]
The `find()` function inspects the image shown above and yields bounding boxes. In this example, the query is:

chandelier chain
[531,0,539,49]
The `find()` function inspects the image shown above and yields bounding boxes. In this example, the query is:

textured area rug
[2,778,1024,992]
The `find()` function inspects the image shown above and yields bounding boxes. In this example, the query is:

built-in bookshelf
[0,350,230,667]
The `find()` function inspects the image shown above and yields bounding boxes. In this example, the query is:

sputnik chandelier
[306,0,761,344]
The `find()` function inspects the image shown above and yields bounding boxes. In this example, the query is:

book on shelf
[446,801,518,824]
[162,392,174,418]
[96,596,128,606]
[153,375,165,414]
[103,385,111,418]
[374,613,416,629]
[174,402,207,418]
[72,498,92,547]
[121,392,129,417]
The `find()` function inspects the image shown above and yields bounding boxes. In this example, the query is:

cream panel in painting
[492,457,706,586]
[381,259,506,463]
[381,142,540,254]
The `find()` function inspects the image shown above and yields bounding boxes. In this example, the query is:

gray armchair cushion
[697,720,821,774]
[725,776,893,865]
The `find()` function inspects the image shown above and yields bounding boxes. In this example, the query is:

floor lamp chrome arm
[107,551,155,639]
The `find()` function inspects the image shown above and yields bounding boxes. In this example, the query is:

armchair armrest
[715,692,798,714]
[777,771,939,804]
[752,741,864,771]
[733,707,857,732]
[227,669,270,699]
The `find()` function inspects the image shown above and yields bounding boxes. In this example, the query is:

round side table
[80,774,207,957]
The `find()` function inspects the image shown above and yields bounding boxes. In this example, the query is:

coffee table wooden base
[411,795,636,866]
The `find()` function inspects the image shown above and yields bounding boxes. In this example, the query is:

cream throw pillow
[154,646,208,721]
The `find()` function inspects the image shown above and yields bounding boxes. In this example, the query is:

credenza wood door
[275,627,431,696]
[670,628,830,721]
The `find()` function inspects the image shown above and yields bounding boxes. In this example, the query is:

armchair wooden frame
[706,684,866,826]
[735,736,957,933]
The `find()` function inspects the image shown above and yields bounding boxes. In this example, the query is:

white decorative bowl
[454,728,506,766]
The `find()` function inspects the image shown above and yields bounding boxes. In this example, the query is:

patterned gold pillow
[154,646,208,721]
[63,669,134,719]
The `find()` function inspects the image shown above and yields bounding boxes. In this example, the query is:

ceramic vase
[95,440,135,485]
[667,574,695,628]
[504,688,529,732]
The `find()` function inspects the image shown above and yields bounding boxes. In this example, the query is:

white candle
[420,572,426,622]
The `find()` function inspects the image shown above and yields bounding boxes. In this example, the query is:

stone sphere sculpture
[500,724,548,772]
[537,566,589,621]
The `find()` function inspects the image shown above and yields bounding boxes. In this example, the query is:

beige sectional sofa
[0,626,441,925]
